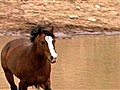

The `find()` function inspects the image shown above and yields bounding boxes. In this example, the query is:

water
[0,35,120,90]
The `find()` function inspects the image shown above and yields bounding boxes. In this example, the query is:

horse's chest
[17,61,51,84]
[27,70,50,85]
[35,68,50,78]
[30,66,50,81]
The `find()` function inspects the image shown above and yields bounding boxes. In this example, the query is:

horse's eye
[53,40,56,43]
[40,41,45,45]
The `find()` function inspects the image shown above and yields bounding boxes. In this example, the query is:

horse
[1,25,58,90]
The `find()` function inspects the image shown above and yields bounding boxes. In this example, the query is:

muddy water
[0,35,120,90]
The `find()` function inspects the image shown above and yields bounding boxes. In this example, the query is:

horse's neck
[28,44,48,66]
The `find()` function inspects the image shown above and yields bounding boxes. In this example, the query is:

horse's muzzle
[48,56,57,64]
[51,58,57,63]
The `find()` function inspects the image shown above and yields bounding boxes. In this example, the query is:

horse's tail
[1,43,11,72]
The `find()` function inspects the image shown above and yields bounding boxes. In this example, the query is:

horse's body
[1,26,57,90]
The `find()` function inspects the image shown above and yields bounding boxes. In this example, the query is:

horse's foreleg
[34,85,41,90]
[4,69,17,90]
[19,80,27,90]
[45,86,51,90]
[44,79,51,90]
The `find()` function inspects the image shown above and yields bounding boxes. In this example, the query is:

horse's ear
[50,26,54,33]
[30,25,42,42]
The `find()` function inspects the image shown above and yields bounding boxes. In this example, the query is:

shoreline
[0,30,120,38]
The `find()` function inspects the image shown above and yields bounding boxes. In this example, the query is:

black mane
[30,25,54,42]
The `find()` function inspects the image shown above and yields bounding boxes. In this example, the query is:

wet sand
[0,35,120,90]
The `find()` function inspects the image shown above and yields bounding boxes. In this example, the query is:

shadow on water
[0,35,120,90]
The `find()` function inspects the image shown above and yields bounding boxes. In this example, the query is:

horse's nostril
[51,56,53,60]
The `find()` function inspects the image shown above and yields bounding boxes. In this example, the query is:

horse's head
[30,25,58,63]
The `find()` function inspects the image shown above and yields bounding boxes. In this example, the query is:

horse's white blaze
[45,36,58,58]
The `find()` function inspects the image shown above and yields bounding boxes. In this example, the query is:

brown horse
[1,25,58,90]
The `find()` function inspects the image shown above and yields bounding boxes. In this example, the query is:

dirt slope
[0,0,120,34]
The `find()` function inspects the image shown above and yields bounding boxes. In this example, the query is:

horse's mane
[30,25,55,42]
